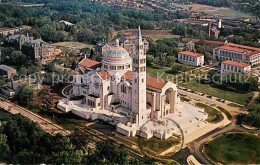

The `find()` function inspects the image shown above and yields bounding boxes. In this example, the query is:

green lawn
[217,106,232,120]
[205,133,260,164]
[138,137,180,154]
[180,82,251,106]
[38,109,90,131]
[147,65,171,78]
[228,103,244,108]
[196,103,224,123]
[180,97,191,102]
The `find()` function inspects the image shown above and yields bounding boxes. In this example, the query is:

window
[142,79,144,83]
[121,84,127,93]
[140,59,146,64]
[107,86,110,91]
[140,66,146,72]
[109,66,116,70]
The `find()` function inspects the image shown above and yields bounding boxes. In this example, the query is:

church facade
[58,27,182,138]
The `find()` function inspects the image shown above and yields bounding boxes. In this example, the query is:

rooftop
[179,51,204,57]
[79,58,101,69]
[222,60,251,68]
[123,71,166,90]
[215,45,247,53]
[0,65,16,72]
[97,70,110,80]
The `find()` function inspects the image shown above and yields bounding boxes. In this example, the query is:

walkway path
[62,84,73,98]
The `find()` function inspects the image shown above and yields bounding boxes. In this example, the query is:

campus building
[213,43,260,66]
[178,51,204,67]
[0,65,17,79]
[221,60,251,74]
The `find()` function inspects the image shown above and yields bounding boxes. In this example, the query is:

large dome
[102,39,132,76]
[105,46,130,62]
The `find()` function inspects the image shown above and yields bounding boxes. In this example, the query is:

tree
[18,83,35,104]
[77,28,94,43]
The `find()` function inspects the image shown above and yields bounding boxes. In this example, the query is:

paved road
[187,115,260,164]
[0,98,69,136]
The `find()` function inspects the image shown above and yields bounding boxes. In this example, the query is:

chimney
[208,22,211,37]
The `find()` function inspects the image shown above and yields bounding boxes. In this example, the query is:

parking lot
[177,86,247,116]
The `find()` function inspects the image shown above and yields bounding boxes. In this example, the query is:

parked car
[195,98,200,101]
[216,98,221,101]
[221,99,226,103]
[207,95,213,99]
[211,103,216,106]
[206,102,211,105]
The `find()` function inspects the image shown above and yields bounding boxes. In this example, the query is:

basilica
[58,27,208,139]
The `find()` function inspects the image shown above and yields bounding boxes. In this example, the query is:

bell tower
[131,26,147,126]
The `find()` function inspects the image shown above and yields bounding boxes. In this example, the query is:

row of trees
[0,111,153,164]
[0,0,191,44]
[243,95,260,128]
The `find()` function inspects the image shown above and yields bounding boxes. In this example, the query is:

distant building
[42,45,63,62]
[213,42,260,66]
[95,36,149,57]
[0,27,22,36]
[178,41,195,51]
[181,38,225,46]
[95,40,112,56]
[1,78,41,97]
[4,34,44,59]
[178,51,204,67]
[221,60,251,74]
[0,65,17,79]
[59,20,74,26]
[210,27,221,38]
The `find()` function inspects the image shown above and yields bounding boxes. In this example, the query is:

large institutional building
[213,43,260,66]
[58,27,209,140]
[178,51,204,67]
[221,60,251,74]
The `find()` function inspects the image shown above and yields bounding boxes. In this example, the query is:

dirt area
[51,42,95,49]
[118,29,179,41]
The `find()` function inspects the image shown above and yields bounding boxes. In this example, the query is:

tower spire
[137,21,142,39]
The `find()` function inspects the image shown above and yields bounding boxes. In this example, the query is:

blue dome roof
[105,46,130,61]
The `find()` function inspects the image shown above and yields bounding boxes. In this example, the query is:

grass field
[180,82,251,106]
[196,103,224,123]
[147,65,171,78]
[217,106,232,120]
[180,97,191,102]
[172,3,254,18]
[147,64,251,106]
[51,42,95,49]
[204,133,260,164]
[138,137,180,154]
